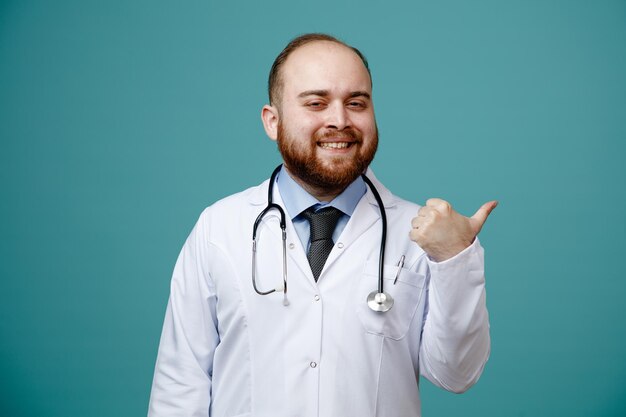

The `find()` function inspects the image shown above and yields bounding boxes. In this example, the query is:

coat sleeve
[418,238,490,393]
[148,210,219,416]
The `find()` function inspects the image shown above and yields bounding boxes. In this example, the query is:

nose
[325,102,351,130]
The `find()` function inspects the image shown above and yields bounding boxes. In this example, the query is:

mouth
[318,141,354,150]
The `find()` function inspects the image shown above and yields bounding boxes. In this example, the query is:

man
[148,33,495,417]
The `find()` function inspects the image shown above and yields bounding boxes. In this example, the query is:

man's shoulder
[366,172,422,213]
[386,192,421,222]
[385,189,420,208]
[198,178,269,219]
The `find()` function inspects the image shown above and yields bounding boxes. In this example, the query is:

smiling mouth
[318,142,353,149]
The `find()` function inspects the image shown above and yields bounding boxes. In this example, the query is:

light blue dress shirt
[276,166,367,251]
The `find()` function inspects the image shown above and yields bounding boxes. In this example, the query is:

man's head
[267,33,372,108]
[261,34,378,200]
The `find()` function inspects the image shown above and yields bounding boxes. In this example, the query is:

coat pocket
[356,259,426,340]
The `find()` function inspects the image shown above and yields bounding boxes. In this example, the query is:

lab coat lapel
[247,177,318,290]
[273,187,319,289]
[320,169,396,280]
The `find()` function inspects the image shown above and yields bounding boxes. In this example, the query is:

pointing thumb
[470,200,498,233]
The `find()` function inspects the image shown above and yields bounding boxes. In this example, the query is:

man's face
[274,41,378,192]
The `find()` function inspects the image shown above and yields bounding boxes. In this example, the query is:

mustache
[314,129,362,142]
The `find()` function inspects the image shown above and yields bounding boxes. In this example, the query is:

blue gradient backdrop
[1,1,625,416]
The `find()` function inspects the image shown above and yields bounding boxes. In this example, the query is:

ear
[261,104,279,141]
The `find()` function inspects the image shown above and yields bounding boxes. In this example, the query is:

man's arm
[410,199,496,392]
[418,240,490,392]
[148,211,218,416]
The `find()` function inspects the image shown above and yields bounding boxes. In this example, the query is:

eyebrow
[297,90,371,100]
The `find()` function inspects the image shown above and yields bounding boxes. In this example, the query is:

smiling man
[148,33,495,417]
[263,38,378,202]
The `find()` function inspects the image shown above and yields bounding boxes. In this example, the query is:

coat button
[314,295,320,302]
[289,243,295,249]
[310,361,317,368]
[337,242,344,249]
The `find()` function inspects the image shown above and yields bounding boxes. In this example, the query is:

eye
[305,101,326,110]
[347,101,367,110]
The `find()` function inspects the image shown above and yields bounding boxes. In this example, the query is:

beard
[276,122,378,192]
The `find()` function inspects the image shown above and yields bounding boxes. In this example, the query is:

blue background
[1,1,625,415]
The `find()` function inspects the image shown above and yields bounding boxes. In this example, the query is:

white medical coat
[148,170,490,417]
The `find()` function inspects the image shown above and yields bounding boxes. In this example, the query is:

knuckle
[427,198,452,213]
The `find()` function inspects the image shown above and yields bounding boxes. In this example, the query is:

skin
[261,40,497,262]
[262,41,377,201]
[410,198,498,262]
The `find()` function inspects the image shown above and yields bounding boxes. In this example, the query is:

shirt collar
[276,166,367,219]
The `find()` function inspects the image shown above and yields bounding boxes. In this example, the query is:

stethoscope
[252,164,394,312]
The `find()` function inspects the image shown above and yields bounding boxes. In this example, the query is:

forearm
[419,239,490,393]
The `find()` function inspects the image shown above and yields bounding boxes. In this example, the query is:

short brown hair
[267,33,371,106]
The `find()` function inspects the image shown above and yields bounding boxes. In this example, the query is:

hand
[409,198,498,262]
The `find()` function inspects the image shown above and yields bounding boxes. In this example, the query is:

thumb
[470,200,498,233]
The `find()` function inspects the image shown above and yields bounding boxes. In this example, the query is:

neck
[284,167,346,202]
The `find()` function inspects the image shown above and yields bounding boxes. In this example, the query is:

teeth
[320,142,350,149]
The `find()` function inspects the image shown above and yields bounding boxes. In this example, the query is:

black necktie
[302,207,343,281]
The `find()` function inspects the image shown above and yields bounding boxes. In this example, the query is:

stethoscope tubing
[360,173,387,296]
[252,165,287,296]
[252,164,390,311]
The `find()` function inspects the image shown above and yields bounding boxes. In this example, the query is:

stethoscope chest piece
[367,291,394,312]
